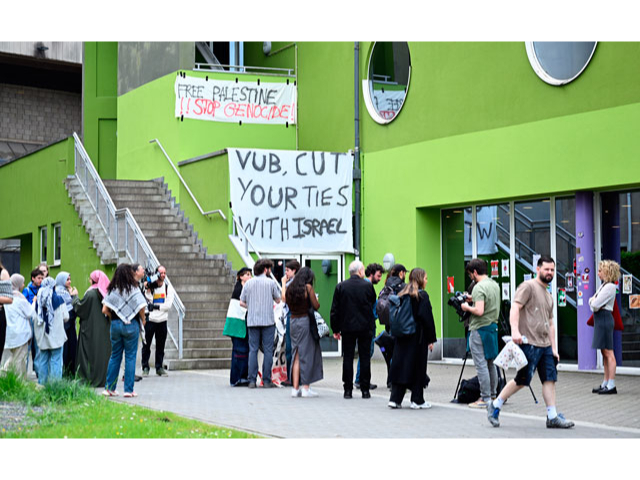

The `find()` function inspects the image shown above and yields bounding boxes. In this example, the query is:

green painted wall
[362,102,640,339]
[116,69,296,269]
[359,42,640,153]
[0,138,115,290]
[83,42,118,179]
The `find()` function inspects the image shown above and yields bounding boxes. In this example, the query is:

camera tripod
[451,301,538,404]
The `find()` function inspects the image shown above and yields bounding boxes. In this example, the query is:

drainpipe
[354,42,361,257]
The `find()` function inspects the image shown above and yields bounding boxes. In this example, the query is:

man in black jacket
[330,260,377,399]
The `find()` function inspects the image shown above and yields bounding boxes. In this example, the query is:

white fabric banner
[174,75,296,125]
[464,206,499,256]
[229,148,353,254]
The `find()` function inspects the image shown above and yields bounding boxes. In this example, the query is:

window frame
[53,223,61,266]
[39,226,47,264]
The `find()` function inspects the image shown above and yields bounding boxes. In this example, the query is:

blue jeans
[355,336,375,383]
[248,325,276,383]
[105,319,140,393]
[514,344,558,386]
[34,347,63,385]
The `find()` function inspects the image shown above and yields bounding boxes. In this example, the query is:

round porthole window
[363,42,411,124]
[526,41,597,86]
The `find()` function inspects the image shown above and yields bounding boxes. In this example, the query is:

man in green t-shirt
[461,258,500,409]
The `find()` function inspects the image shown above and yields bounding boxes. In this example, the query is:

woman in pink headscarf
[73,270,111,387]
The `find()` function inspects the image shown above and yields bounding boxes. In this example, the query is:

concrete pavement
[105,357,640,438]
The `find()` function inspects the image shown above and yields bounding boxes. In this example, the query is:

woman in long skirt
[286,267,323,398]
[224,267,252,386]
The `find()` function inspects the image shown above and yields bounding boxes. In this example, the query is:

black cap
[392,264,407,273]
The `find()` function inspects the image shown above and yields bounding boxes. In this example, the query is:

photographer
[460,259,500,409]
[141,265,174,377]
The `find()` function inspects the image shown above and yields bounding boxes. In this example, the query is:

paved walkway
[106,357,640,439]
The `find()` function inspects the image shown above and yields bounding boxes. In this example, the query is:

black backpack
[389,294,416,338]
[377,284,394,326]
[457,376,481,404]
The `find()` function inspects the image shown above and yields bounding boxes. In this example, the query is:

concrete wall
[0,82,81,161]
[118,42,195,96]
[0,42,82,64]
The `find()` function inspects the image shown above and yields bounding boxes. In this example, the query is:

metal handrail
[72,133,186,359]
[149,139,227,221]
[230,207,262,261]
[194,63,295,77]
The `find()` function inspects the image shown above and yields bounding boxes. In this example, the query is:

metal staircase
[65,133,235,369]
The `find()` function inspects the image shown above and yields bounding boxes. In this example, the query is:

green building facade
[2,41,639,369]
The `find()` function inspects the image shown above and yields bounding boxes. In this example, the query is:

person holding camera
[460,259,500,409]
[141,265,174,377]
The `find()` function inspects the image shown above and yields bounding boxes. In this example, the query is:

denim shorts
[514,344,557,386]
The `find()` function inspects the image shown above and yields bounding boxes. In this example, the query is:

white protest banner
[464,206,499,256]
[229,148,353,254]
[174,75,296,125]
[369,84,406,121]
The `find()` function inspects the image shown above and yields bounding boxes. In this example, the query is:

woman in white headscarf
[55,272,79,377]
[2,274,34,376]
[33,277,69,384]
[0,259,13,367]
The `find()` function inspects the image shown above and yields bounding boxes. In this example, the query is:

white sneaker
[301,388,318,398]
[291,388,301,397]
[388,401,402,409]
[410,401,432,409]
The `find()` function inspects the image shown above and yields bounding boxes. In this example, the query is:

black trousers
[141,321,168,370]
[390,381,424,406]
[342,331,373,392]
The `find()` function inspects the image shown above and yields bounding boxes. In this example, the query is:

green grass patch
[0,371,260,439]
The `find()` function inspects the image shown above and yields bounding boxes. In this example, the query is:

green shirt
[469,277,500,330]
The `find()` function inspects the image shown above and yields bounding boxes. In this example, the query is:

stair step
[179,292,231,302]
[184,338,231,349]
[182,300,230,310]
[179,347,232,359]
[167,358,230,370]
[183,327,225,339]
[183,319,228,329]
[182,309,228,319]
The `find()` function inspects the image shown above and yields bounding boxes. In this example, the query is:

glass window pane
[475,204,511,336]
[556,197,577,363]
[54,224,61,263]
[532,42,596,83]
[601,190,640,367]
[442,207,471,358]
[366,42,411,123]
[40,227,47,263]
[514,199,551,287]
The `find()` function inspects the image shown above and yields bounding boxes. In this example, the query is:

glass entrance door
[302,255,343,356]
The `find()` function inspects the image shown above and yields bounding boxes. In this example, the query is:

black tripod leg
[452,353,468,400]
[529,385,539,403]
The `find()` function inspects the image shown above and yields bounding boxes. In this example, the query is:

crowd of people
[0,260,173,398]
[0,253,624,429]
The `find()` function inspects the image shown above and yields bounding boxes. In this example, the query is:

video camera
[144,266,160,291]
[448,291,471,322]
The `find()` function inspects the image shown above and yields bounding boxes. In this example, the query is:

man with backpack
[330,260,377,399]
[375,264,407,388]
[460,259,500,409]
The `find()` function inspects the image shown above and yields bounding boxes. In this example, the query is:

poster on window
[502,282,510,301]
[447,277,455,294]
[228,148,353,254]
[501,259,509,277]
[566,273,574,292]
[623,275,633,294]
[464,206,499,256]
[491,260,499,278]
[558,288,566,307]
[532,254,541,271]
[175,74,297,125]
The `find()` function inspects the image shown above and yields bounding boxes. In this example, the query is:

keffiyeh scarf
[104,286,147,324]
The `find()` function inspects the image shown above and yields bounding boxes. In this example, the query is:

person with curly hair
[589,259,621,395]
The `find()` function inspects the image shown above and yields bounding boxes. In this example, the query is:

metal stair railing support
[149,138,227,221]
[72,133,186,359]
